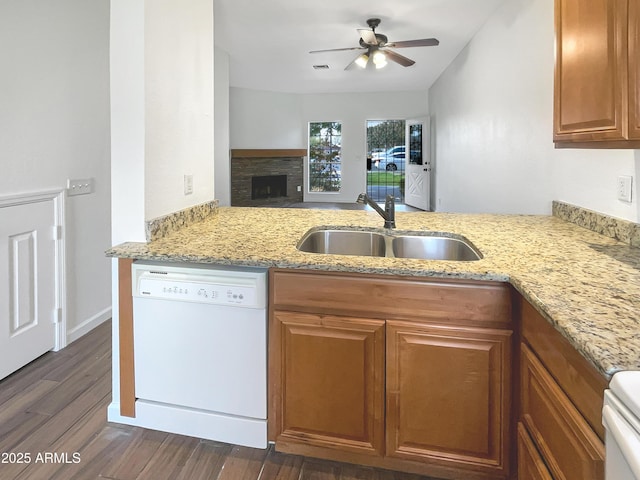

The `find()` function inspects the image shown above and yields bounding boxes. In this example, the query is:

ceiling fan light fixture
[355,53,369,69]
[372,50,387,69]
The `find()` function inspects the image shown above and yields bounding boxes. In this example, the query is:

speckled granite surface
[553,200,640,247]
[107,207,640,379]
[145,200,219,242]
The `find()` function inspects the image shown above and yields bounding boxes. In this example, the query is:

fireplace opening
[251,175,287,200]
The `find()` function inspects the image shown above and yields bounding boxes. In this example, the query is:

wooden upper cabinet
[554,0,640,147]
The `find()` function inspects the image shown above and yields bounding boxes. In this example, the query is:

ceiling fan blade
[386,38,440,48]
[384,49,415,67]
[310,46,365,54]
[358,28,378,45]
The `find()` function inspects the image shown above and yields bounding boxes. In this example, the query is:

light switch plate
[617,175,633,203]
[67,178,94,196]
[184,174,194,195]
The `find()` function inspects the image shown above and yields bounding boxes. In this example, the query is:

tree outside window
[309,122,341,192]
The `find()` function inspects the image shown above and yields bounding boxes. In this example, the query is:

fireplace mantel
[231,149,306,158]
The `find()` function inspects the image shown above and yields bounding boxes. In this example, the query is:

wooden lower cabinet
[517,423,553,480]
[518,299,607,480]
[520,344,604,480]
[269,269,514,479]
[272,311,385,456]
[386,321,512,476]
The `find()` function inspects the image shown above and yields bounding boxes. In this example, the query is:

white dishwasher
[603,371,640,480]
[131,261,268,448]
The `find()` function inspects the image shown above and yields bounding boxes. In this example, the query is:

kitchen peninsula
[107,203,640,480]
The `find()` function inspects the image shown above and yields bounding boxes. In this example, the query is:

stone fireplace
[230,149,305,207]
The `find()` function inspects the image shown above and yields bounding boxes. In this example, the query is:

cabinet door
[554,0,628,142]
[518,423,553,480]
[629,0,640,139]
[521,343,604,480]
[272,311,385,456]
[386,321,512,477]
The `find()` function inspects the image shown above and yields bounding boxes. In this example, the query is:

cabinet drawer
[521,344,604,480]
[518,423,553,480]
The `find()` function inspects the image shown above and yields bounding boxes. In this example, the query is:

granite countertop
[107,206,640,379]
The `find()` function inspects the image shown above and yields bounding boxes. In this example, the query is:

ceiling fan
[310,18,439,70]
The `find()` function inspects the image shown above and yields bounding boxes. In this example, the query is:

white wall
[429,0,639,220]
[229,88,428,203]
[230,88,304,149]
[0,0,112,336]
[111,0,146,244]
[214,47,231,206]
[111,0,215,240]
[145,0,215,220]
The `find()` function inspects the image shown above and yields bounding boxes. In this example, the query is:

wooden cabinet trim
[521,344,604,480]
[521,301,608,439]
[517,422,553,480]
[117,258,136,418]
[629,0,640,138]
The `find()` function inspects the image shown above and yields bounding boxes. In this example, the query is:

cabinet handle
[603,405,640,477]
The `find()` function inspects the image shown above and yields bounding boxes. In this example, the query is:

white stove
[603,371,640,479]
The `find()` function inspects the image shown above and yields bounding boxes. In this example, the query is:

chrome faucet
[356,193,396,229]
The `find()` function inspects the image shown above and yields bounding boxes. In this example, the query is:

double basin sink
[297,227,482,261]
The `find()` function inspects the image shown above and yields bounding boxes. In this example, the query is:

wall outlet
[617,175,633,202]
[184,174,193,195]
[67,178,94,196]
[297,185,302,192]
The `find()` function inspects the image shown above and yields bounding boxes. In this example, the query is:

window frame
[308,121,342,194]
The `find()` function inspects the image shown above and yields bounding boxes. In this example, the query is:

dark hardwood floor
[0,320,436,480]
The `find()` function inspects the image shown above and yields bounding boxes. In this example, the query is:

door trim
[0,189,66,351]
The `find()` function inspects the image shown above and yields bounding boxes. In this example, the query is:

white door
[404,117,431,210]
[0,199,57,380]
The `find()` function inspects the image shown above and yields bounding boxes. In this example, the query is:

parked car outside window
[372,146,405,171]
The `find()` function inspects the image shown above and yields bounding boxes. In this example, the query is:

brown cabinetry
[517,423,553,480]
[518,300,607,480]
[554,0,640,147]
[386,321,512,472]
[269,269,513,479]
[272,311,385,456]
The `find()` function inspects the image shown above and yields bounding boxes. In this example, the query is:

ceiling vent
[312,64,330,70]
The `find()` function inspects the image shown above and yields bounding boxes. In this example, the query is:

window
[366,119,405,202]
[309,122,341,192]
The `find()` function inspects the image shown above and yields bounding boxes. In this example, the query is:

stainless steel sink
[391,235,481,261]
[296,228,482,261]
[296,229,387,257]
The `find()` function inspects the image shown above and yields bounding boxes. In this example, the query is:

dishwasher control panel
[131,262,267,308]
[138,277,257,306]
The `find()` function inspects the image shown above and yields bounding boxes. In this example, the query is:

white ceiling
[214,0,506,94]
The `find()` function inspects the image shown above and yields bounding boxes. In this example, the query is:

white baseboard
[66,307,112,344]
